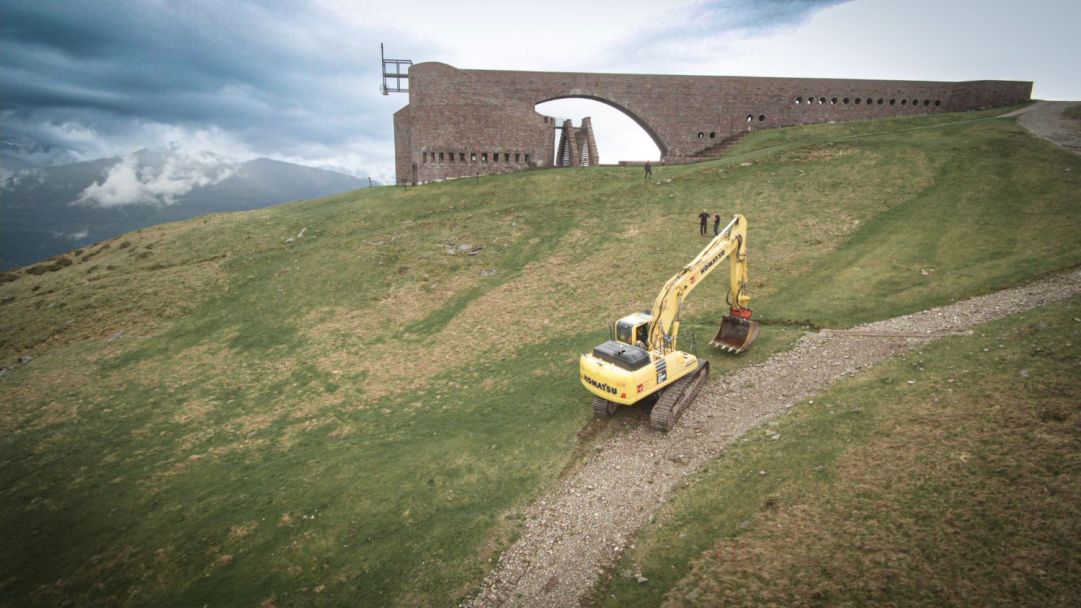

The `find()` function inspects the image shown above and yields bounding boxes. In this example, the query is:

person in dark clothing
[644,160,652,180]
[698,210,710,235]
[713,213,721,235]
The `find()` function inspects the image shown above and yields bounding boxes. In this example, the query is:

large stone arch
[394,62,1030,184]
[535,94,668,158]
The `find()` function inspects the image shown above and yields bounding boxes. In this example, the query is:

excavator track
[593,396,618,417]
[650,360,710,432]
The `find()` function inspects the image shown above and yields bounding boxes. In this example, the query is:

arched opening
[535,97,662,165]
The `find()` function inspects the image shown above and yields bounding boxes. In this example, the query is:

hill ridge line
[466,268,1081,608]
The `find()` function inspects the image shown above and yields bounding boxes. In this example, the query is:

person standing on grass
[698,210,710,235]
[644,160,652,180]
[713,212,721,235]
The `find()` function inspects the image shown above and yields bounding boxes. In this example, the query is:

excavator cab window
[615,320,649,347]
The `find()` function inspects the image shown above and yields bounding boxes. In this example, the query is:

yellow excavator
[579,214,759,431]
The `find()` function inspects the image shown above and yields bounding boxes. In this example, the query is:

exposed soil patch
[466,269,1081,608]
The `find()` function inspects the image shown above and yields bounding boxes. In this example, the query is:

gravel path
[1006,100,1081,155]
[466,269,1081,608]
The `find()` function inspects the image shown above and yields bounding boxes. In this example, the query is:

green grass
[1062,104,1081,120]
[598,296,1081,608]
[1,105,1080,607]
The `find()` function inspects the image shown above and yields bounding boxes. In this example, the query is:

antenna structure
[380,43,412,95]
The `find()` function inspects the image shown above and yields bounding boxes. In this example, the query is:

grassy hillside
[598,296,1081,608]
[1,104,1079,607]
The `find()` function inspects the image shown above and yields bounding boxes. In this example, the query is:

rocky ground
[466,269,1081,608]
[1005,100,1081,155]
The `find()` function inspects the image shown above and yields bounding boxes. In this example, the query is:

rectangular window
[470,152,477,162]
[524,154,530,164]
[448,152,453,162]
[438,152,444,162]
[459,152,465,161]
[515,153,520,163]
[481,153,488,162]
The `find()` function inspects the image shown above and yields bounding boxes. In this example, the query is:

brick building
[393,62,1031,184]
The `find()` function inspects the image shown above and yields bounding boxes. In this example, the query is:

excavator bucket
[711,314,760,353]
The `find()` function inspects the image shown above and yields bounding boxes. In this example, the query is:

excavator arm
[646,214,753,353]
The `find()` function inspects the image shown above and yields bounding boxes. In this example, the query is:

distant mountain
[1,148,369,269]
[318,164,382,184]
[0,153,37,177]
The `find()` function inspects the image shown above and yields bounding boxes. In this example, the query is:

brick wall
[394,62,1032,183]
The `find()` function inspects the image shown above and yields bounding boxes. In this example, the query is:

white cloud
[57,229,89,241]
[74,146,238,207]
[317,0,701,71]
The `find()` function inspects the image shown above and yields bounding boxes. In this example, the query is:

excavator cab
[614,312,650,348]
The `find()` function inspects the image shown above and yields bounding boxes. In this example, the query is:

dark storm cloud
[0,0,418,166]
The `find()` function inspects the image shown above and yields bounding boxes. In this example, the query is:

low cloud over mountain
[1,146,370,269]
[74,147,238,208]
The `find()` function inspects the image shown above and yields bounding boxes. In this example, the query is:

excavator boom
[646,214,755,355]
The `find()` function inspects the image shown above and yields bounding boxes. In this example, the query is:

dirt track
[1003,100,1081,155]
[466,269,1081,607]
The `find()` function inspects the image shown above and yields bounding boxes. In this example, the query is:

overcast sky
[2,0,1078,182]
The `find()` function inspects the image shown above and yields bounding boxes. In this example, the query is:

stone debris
[465,269,1081,608]
[284,227,308,243]
[446,242,484,256]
